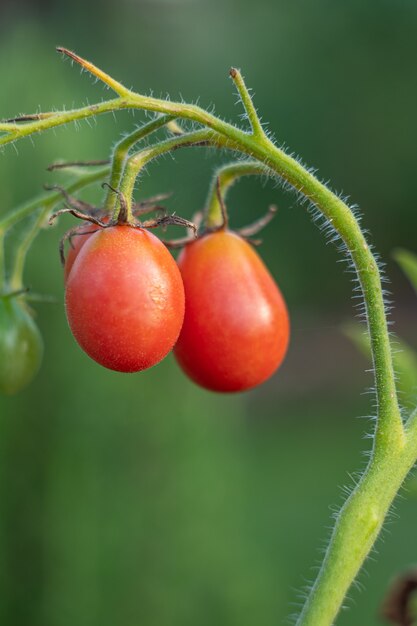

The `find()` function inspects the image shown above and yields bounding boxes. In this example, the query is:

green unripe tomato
[0,296,43,395]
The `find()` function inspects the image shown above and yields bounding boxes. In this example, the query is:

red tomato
[65,225,185,372]
[174,230,289,392]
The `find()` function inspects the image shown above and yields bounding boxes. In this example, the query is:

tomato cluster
[64,218,289,392]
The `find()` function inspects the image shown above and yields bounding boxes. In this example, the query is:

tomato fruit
[174,230,289,392]
[65,225,185,372]
[0,296,43,395]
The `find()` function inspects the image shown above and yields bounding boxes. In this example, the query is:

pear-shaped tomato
[65,225,185,372]
[0,296,43,395]
[174,230,289,392]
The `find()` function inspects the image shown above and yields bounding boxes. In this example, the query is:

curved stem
[204,152,404,450]
[205,160,270,228]
[104,115,176,213]
[252,137,404,450]
[9,208,48,291]
[119,129,229,218]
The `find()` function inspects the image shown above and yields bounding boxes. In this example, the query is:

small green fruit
[0,296,43,395]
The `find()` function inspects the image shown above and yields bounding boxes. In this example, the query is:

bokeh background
[0,1,417,624]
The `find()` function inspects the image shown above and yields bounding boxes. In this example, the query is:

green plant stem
[296,438,416,626]
[104,115,175,213]
[0,92,246,149]
[119,129,228,216]
[203,150,403,447]
[205,160,270,228]
[255,137,404,449]
[229,68,264,137]
[1,49,415,625]
[9,208,47,291]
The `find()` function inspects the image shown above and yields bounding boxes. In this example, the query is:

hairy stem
[229,68,264,137]
[254,137,404,450]
[205,160,269,228]
[104,115,176,213]
[119,129,229,217]
[296,437,416,626]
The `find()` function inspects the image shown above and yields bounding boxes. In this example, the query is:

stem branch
[104,115,176,213]
[119,129,229,218]
[10,208,48,291]
[229,68,264,137]
[205,160,270,228]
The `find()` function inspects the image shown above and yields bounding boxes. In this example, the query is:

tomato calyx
[46,184,197,266]
[163,176,278,250]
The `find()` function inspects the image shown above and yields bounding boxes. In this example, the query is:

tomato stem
[118,129,229,217]
[229,67,265,138]
[104,116,177,218]
[205,160,270,228]
[9,208,47,291]
[56,47,132,98]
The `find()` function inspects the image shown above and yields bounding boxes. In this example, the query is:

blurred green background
[0,1,417,624]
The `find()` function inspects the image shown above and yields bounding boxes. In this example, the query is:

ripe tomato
[174,230,289,392]
[0,296,43,395]
[65,225,185,372]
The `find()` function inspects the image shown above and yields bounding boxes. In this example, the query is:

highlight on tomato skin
[0,296,44,395]
[65,225,185,373]
[174,230,290,393]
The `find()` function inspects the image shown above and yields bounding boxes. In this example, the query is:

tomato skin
[174,230,290,392]
[0,297,43,395]
[65,225,185,373]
